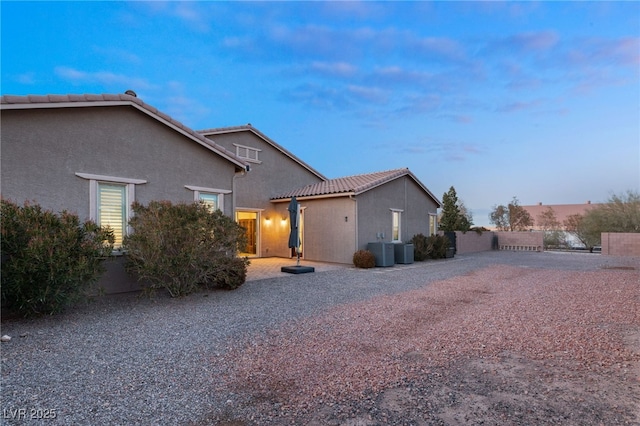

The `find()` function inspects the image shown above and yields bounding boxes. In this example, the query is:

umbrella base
[281,265,315,274]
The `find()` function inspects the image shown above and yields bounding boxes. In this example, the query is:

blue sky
[2,1,639,226]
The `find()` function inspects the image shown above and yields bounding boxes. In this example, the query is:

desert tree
[590,190,640,232]
[564,213,600,252]
[564,190,640,251]
[489,196,533,231]
[537,206,566,248]
[489,204,509,231]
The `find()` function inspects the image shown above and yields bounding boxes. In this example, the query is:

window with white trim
[233,143,261,163]
[76,173,147,249]
[98,183,127,247]
[429,213,438,236]
[185,185,232,212]
[391,209,403,242]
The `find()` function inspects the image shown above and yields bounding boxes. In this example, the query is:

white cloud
[54,66,154,90]
[16,72,36,85]
[309,61,358,78]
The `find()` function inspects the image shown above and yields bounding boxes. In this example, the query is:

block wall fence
[446,230,639,257]
[443,231,543,254]
[601,233,640,256]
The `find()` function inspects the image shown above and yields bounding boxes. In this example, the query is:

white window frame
[76,173,147,249]
[391,208,403,243]
[233,143,262,164]
[429,213,438,236]
[185,185,232,212]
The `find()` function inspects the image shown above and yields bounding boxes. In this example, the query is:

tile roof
[271,168,442,206]
[198,125,327,181]
[1,93,250,171]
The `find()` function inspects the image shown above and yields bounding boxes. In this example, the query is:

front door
[236,211,259,257]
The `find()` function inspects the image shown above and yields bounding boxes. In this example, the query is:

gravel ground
[1,251,638,425]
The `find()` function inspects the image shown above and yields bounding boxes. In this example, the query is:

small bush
[1,199,114,316]
[353,249,376,268]
[123,201,249,297]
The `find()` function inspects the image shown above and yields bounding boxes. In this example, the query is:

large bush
[410,233,450,260]
[1,199,114,316]
[410,233,431,261]
[429,234,450,259]
[123,201,249,297]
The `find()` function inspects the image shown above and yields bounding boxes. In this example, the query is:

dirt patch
[214,266,640,425]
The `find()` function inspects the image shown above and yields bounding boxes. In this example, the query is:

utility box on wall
[394,243,414,264]
[367,242,395,267]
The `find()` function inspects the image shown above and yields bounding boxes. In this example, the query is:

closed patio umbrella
[281,196,314,274]
[287,196,300,256]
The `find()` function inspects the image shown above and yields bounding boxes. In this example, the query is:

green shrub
[428,234,450,259]
[353,249,376,268]
[123,201,249,297]
[410,233,431,261]
[1,199,114,316]
[410,234,450,260]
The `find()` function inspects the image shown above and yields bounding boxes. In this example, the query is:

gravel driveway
[1,251,638,425]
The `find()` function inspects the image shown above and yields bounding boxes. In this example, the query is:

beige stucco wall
[1,106,239,218]
[297,196,356,264]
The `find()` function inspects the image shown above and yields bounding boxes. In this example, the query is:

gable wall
[205,131,324,257]
[1,107,238,218]
[356,176,438,250]
[205,131,323,204]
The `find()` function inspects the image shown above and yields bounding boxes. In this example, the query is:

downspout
[349,194,358,251]
[404,177,408,242]
[232,165,250,218]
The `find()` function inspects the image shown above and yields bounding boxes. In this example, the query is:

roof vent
[124,90,137,97]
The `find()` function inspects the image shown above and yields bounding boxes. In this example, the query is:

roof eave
[271,192,355,202]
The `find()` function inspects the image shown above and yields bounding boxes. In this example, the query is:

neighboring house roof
[0,93,251,172]
[523,202,601,229]
[198,125,327,181]
[271,168,442,207]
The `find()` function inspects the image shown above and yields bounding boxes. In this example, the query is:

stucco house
[200,126,442,265]
[1,94,250,236]
[2,92,443,292]
[1,93,250,292]
[199,125,326,259]
[271,168,442,264]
